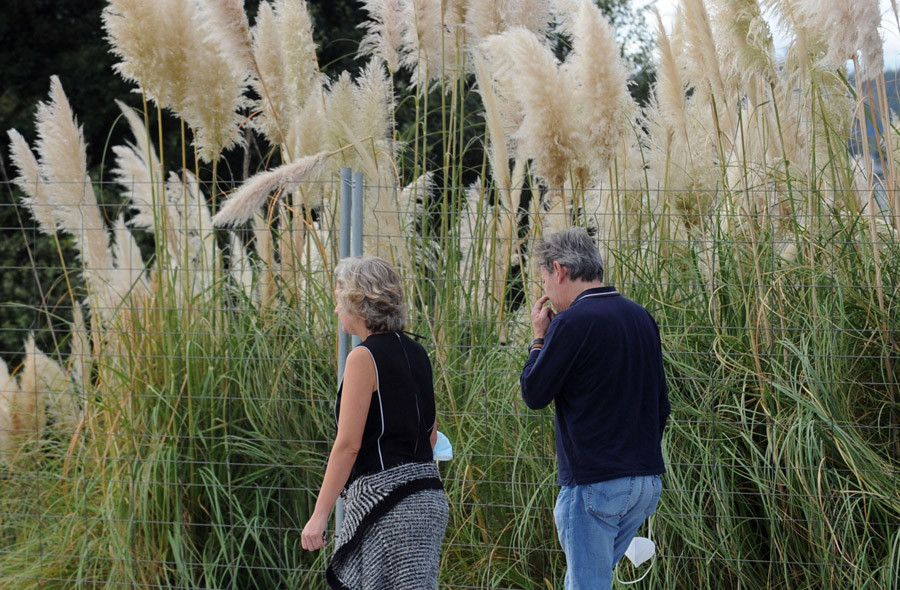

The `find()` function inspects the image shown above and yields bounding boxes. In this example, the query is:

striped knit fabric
[327,461,448,590]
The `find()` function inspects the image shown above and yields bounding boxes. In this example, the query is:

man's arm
[520,318,578,409]
[659,380,670,438]
[654,318,671,438]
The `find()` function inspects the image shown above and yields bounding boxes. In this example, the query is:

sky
[644,0,900,72]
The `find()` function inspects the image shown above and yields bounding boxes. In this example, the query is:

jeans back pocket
[586,477,635,519]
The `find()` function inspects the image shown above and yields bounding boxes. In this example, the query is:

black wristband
[529,337,544,351]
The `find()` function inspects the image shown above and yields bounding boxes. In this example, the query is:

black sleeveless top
[336,331,436,484]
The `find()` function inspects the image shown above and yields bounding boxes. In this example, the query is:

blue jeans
[554,475,662,590]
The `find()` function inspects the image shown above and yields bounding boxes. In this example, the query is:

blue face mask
[433,430,453,461]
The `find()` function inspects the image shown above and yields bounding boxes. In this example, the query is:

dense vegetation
[1,1,898,588]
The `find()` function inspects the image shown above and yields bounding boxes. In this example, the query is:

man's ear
[552,261,567,282]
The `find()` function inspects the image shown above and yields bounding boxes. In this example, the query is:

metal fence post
[350,171,364,351]
[335,166,353,534]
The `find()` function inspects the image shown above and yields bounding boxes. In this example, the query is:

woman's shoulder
[346,345,376,367]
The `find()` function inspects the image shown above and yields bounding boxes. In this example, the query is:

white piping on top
[573,288,619,304]
[361,346,386,470]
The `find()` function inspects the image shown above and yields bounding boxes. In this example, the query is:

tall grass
[2,0,899,588]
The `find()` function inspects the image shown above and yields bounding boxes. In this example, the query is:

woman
[301,255,448,590]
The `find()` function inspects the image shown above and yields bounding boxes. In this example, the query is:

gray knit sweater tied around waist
[326,461,448,590]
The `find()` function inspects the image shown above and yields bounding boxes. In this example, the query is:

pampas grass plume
[22,336,76,431]
[198,0,255,78]
[103,0,168,102]
[653,8,689,141]
[399,0,445,90]
[212,151,332,227]
[253,213,278,308]
[682,0,728,107]
[465,0,505,46]
[797,0,884,79]
[69,303,92,395]
[567,0,635,175]
[325,72,358,156]
[112,214,148,293]
[277,0,319,108]
[465,0,552,46]
[229,233,257,302]
[0,357,18,456]
[103,0,196,113]
[104,0,247,161]
[711,0,776,86]
[111,101,165,231]
[34,76,113,277]
[482,28,578,190]
[473,52,511,204]
[7,129,57,233]
[251,1,289,146]
[359,0,405,74]
[293,79,328,162]
[2,336,47,451]
[352,61,395,156]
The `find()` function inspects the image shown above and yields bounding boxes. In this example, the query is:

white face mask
[624,536,655,567]
[616,536,656,585]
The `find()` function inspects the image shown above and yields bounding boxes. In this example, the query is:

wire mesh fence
[1,177,899,589]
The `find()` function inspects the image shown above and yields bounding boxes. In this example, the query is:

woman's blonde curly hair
[334,256,407,333]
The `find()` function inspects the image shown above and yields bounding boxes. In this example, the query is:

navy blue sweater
[520,286,670,486]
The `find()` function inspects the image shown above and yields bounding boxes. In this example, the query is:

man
[520,227,670,590]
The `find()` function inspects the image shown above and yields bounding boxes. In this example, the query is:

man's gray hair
[533,227,604,282]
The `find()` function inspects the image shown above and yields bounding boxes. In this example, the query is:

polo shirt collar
[571,285,618,306]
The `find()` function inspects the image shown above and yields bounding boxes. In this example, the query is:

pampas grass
[22,336,78,432]
[68,302,92,396]
[112,103,218,290]
[198,0,255,78]
[249,0,322,161]
[645,9,691,186]
[481,28,578,193]
[682,0,732,124]
[473,53,511,201]
[276,0,319,106]
[0,357,23,459]
[399,0,449,91]
[710,0,776,87]
[352,61,396,160]
[464,0,552,47]
[103,0,247,161]
[7,130,57,233]
[796,0,884,79]
[481,10,639,231]
[27,77,124,321]
[359,0,406,74]
[4,1,900,588]
[211,151,332,227]
[324,73,360,159]
[112,214,149,297]
[228,233,257,303]
[250,1,289,145]
[0,336,74,462]
[111,102,166,232]
[567,1,636,180]
[253,212,278,307]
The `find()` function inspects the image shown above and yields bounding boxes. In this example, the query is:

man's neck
[560,280,604,310]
